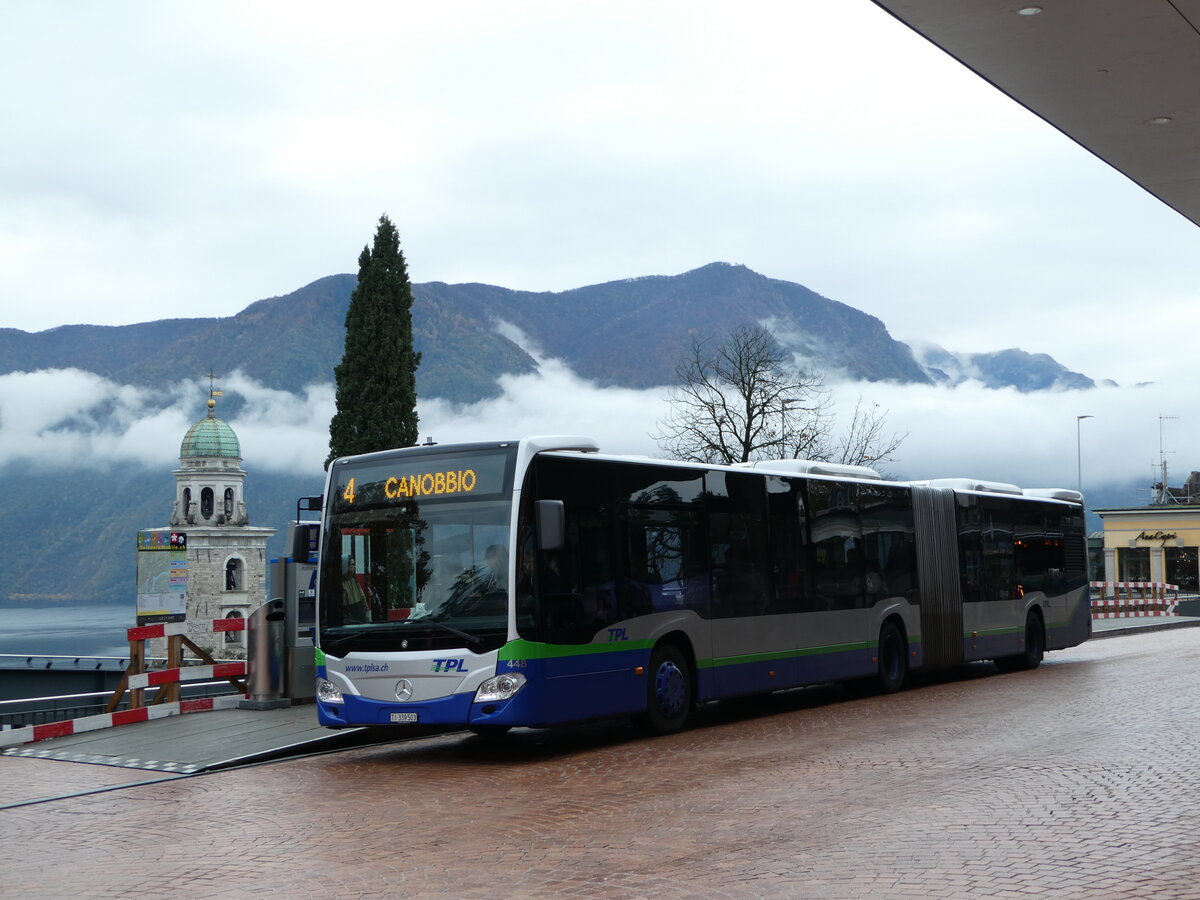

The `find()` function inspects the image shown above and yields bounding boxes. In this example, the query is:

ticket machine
[263,519,320,701]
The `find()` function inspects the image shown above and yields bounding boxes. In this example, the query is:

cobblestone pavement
[3,629,1200,898]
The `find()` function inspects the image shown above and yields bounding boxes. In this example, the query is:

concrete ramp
[2,704,378,773]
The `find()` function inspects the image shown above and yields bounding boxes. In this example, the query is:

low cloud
[0,369,333,474]
[0,369,191,469]
[1,364,1195,508]
[419,358,663,455]
[832,379,1188,499]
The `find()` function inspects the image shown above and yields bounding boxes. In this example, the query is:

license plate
[390,712,419,724]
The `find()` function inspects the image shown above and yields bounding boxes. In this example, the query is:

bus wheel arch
[876,617,908,694]
[997,607,1045,673]
[636,635,695,735]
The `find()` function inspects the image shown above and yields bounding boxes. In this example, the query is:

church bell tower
[159,384,276,656]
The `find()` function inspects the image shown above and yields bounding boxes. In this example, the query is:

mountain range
[0,262,1099,404]
[1,262,1104,608]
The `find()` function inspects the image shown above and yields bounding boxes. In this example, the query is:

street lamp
[779,398,807,459]
[1076,415,1093,493]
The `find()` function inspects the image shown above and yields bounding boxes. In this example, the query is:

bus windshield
[319,446,515,656]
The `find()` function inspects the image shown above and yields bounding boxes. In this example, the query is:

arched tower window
[224,609,244,643]
[183,487,192,518]
[201,487,214,519]
[225,558,243,591]
[224,488,234,519]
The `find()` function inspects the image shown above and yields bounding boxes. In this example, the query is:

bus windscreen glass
[320,448,516,656]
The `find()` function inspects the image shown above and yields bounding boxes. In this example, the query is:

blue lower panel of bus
[318,690,477,728]
[317,647,652,729]
[709,644,878,698]
[482,648,649,728]
[318,637,916,730]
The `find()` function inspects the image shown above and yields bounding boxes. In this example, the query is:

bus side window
[525,456,615,644]
[707,472,769,618]
[957,495,985,603]
[539,507,613,644]
[858,484,917,604]
[809,480,863,611]
[623,507,706,617]
[767,476,811,613]
[981,498,1016,602]
[1013,505,1047,596]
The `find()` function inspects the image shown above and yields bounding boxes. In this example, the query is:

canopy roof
[871,1,1200,229]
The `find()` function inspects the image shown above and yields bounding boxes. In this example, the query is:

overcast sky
[3,1,1199,496]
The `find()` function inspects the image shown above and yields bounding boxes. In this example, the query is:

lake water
[0,605,136,658]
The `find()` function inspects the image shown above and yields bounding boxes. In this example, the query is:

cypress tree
[326,215,421,466]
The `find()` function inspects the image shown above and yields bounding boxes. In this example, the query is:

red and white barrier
[127,662,246,690]
[0,695,243,748]
[1090,581,1179,593]
[115,616,249,703]
[1091,598,1179,618]
[128,617,246,642]
[1090,581,1179,619]
[0,616,253,749]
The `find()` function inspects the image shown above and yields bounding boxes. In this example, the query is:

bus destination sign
[335,449,512,510]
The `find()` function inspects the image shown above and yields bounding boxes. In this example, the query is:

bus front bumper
[316,686,531,729]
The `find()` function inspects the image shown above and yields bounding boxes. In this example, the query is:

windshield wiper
[323,619,484,655]
[321,628,395,657]
[419,617,483,650]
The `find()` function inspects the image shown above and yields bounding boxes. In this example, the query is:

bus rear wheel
[877,622,908,694]
[637,643,692,735]
[996,612,1045,673]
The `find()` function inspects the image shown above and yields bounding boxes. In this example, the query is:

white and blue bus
[311,436,1090,735]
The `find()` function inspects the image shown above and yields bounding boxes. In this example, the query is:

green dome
[181,402,241,458]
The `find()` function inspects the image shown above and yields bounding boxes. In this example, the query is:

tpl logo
[607,628,627,642]
[431,658,467,673]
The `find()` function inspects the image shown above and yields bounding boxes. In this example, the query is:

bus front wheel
[637,643,693,735]
[877,622,908,694]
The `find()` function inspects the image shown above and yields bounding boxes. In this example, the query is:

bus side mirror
[536,500,565,551]
[291,522,319,561]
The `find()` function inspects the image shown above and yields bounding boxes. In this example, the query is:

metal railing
[0,681,241,731]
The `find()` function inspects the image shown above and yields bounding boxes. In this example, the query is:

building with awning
[1094,504,1200,591]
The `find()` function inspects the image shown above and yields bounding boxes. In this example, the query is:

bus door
[963,496,1020,662]
[707,472,788,697]
[621,504,711,674]
[522,483,643,723]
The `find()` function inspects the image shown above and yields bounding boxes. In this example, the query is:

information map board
[136,530,188,625]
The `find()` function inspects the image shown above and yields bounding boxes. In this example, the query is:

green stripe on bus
[702,641,874,669]
[501,630,923,668]
[498,638,655,661]
[967,626,1021,638]
[315,648,326,666]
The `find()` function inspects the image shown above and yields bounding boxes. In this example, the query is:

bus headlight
[317,679,345,704]
[475,672,526,703]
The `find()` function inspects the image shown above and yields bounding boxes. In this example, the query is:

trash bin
[240,597,290,709]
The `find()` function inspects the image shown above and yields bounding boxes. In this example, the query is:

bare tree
[653,325,906,468]
[829,397,907,468]
[653,325,831,464]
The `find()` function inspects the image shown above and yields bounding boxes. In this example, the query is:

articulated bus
[311,436,1090,735]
